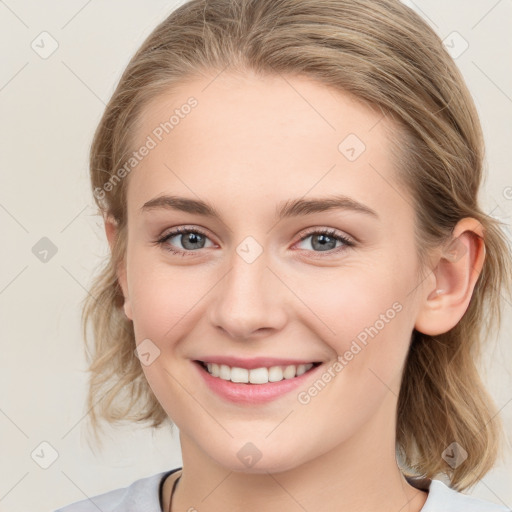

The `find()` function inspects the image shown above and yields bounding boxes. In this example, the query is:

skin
[105,70,485,512]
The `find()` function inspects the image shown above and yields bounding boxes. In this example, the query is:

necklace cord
[167,473,181,512]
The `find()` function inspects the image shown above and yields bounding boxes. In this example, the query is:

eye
[153,226,355,257]
[154,226,214,256]
[294,228,355,256]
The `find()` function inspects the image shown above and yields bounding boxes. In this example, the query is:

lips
[192,357,326,404]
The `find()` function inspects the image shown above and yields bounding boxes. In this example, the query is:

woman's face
[115,71,433,473]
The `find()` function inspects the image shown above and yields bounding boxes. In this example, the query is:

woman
[56,0,512,510]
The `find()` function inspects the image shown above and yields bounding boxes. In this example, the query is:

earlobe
[122,294,133,321]
[118,263,133,321]
[104,214,118,252]
[104,214,133,321]
[414,218,486,336]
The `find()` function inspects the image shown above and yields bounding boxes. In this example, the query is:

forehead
[126,71,411,223]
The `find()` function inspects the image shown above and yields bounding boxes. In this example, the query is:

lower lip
[192,361,324,404]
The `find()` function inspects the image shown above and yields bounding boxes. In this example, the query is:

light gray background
[0,1,511,511]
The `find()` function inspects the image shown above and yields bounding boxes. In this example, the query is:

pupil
[314,234,335,251]
[183,232,203,249]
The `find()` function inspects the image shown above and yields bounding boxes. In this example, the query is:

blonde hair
[82,0,512,491]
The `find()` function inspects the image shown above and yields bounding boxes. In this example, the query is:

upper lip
[195,356,322,370]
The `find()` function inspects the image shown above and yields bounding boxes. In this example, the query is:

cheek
[298,262,414,384]
[298,262,404,337]
[125,247,202,342]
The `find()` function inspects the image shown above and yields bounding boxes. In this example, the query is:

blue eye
[155,227,212,256]
[295,228,354,255]
[154,227,354,257]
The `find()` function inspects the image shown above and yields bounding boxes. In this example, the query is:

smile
[197,361,321,384]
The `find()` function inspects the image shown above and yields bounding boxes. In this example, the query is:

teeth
[204,362,315,384]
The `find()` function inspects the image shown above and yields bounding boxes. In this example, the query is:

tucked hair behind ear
[82,0,512,491]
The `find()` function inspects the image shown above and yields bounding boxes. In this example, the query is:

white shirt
[54,468,511,512]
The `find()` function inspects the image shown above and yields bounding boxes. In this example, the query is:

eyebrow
[140,194,379,220]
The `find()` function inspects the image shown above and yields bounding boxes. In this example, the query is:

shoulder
[422,479,511,512]
[53,468,181,512]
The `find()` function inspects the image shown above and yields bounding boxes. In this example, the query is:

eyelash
[154,226,355,258]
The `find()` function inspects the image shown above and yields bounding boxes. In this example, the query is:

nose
[207,249,288,340]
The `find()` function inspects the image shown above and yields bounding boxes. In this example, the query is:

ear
[104,214,132,321]
[414,218,486,336]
